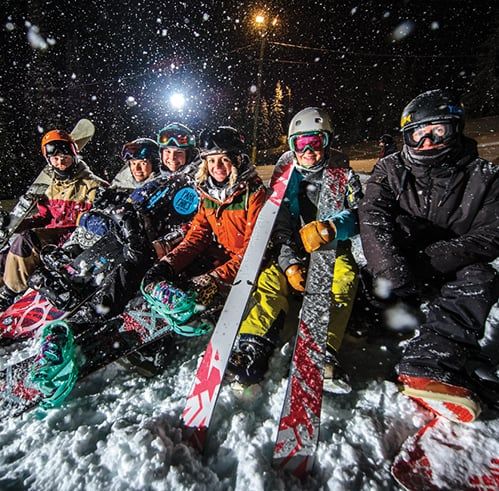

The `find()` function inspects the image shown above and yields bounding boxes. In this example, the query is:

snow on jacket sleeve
[358,159,414,289]
[424,169,499,273]
[165,204,213,274]
[210,186,267,283]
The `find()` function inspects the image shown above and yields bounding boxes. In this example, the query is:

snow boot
[226,335,276,386]
[323,350,352,394]
[399,374,481,423]
[0,285,17,312]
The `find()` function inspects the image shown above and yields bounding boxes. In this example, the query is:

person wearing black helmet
[378,134,398,159]
[359,89,499,423]
[142,126,266,322]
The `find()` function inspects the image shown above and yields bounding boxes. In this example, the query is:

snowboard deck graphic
[391,417,499,490]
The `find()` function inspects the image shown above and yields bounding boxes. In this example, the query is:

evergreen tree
[269,81,285,146]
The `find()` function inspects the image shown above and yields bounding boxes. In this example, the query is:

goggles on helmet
[288,132,329,153]
[403,121,457,148]
[121,142,156,161]
[44,141,75,157]
[158,128,194,148]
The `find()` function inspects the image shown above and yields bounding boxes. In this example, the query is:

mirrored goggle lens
[158,131,191,147]
[404,122,455,147]
[290,133,327,152]
[44,141,73,156]
[121,143,153,160]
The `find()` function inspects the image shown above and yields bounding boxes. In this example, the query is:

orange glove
[299,220,336,253]
[285,264,307,292]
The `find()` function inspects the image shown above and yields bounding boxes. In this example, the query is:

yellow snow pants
[239,243,359,353]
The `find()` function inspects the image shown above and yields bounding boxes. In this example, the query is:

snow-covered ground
[0,258,498,490]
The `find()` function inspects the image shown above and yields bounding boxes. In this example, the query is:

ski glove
[285,264,307,293]
[189,273,219,307]
[299,220,336,253]
[0,210,10,231]
[142,260,174,288]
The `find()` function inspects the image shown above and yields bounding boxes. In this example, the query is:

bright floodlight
[255,15,265,25]
[170,92,185,109]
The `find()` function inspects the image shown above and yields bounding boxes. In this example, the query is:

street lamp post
[250,15,277,165]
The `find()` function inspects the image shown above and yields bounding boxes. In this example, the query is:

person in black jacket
[359,89,499,423]
[378,134,398,159]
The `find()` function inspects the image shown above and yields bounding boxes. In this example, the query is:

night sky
[0,0,497,196]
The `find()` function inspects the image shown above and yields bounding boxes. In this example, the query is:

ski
[180,159,295,451]
[0,119,95,250]
[272,167,349,477]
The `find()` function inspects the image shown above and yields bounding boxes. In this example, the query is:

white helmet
[288,107,333,138]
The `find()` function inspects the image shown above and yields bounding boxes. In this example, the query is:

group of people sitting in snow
[0,89,498,425]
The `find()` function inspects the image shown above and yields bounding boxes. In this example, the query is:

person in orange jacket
[142,126,266,313]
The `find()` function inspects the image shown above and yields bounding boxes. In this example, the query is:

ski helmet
[199,126,246,158]
[400,89,465,133]
[121,138,160,166]
[157,123,196,149]
[379,134,395,145]
[41,130,78,160]
[288,107,333,139]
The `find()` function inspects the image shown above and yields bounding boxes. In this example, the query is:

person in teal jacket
[226,107,363,389]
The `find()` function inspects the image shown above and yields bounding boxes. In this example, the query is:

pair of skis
[181,160,349,477]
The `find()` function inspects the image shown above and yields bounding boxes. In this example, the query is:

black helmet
[199,126,246,158]
[121,138,160,166]
[379,134,394,145]
[400,89,465,133]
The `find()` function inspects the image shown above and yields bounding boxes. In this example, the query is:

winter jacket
[166,166,266,284]
[272,150,363,272]
[359,137,499,289]
[21,160,107,233]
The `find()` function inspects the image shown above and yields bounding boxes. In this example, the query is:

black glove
[0,210,10,231]
[142,260,174,288]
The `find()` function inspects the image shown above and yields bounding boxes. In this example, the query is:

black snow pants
[397,260,499,398]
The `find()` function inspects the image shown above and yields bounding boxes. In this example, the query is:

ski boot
[323,349,352,394]
[226,334,276,386]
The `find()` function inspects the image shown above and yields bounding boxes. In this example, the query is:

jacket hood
[110,163,159,190]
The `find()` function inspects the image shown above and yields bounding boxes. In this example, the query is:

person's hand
[189,273,219,307]
[285,264,307,292]
[299,220,335,253]
[142,260,174,289]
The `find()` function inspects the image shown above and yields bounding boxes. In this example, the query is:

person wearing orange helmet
[0,128,107,310]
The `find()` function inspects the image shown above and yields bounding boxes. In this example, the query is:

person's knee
[10,230,41,257]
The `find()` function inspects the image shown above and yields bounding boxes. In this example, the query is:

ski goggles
[44,141,75,157]
[121,142,156,161]
[288,132,329,153]
[157,128,194,148]
[403,121,457,148]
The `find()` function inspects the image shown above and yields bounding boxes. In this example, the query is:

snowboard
[0,234,123,343]
[0,289,217,417]
[272,167,350,477]
[0,119,95,251]
[391,417,499,490]
[180,159,295,451]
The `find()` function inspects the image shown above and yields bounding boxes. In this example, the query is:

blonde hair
[196,156,239,188]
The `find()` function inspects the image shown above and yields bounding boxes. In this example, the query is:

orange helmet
[41,130,78,159]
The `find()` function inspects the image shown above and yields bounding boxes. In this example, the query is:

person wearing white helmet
[226,107,363,389]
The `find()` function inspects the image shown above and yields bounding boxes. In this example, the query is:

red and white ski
[272,167,349,477]
[181,160,295,451]
[392,417,499,490]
